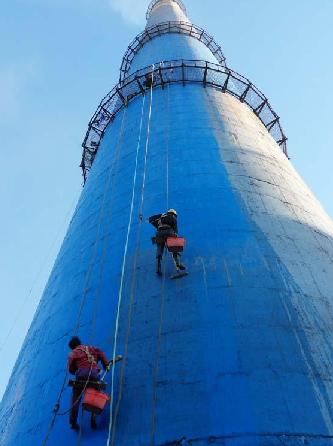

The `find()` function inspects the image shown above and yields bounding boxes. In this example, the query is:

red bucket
[82,388,110,414]
[166,237,186,253]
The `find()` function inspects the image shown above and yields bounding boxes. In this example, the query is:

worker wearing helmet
[149,209,186,275]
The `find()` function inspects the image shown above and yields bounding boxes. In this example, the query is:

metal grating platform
[119,21,226,83]
[81,60,288,182]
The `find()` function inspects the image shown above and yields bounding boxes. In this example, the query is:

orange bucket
[166,237,186,253]
[82,388,110,414]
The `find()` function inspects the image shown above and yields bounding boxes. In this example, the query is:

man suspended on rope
[144,72,154,89]
[149,209,186,275]
[67,336,121,431]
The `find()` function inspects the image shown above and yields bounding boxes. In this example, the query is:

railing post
[222,72,230,92]
[182,61,185,86]
[203,63,208,88]
[159,65,165,90]
[240,83,251,103]
[116,88,128,106]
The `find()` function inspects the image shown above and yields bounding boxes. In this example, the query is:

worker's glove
[106,355,123,371]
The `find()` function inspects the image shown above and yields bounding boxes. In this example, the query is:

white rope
[41,109,129,446]
[107,88,148,445]
[166,76,170,209]
[139,64,155,219]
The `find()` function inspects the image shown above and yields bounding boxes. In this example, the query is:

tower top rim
[146,0,187,20]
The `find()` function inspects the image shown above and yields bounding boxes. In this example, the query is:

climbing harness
[67,355,122,419]
[78,346,97,365]
[60,365,94,417]
[150,214,188,280]
[78,357,123,416]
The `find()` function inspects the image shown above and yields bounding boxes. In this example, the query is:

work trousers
[156,228,176,258]
[70,368,99,425]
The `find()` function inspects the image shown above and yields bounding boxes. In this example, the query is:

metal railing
[146,0,187,20]
[119,21,226,83]
[81,60,288,182]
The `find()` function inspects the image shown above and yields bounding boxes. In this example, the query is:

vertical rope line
[166,78,170,209]
[88,107,133,344]
[74,107,128,335]
[107,91,147,446]
[88,235,108,344]
[110,95,150,445]
[150,262,167,445]
[41,108,128,446]
[151,65,168,443]
[150,83,171,442]
[139,64,155,219]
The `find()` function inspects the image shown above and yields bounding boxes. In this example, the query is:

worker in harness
[149,209,186,275]
[67,336,121,430]
[143,72,154,89]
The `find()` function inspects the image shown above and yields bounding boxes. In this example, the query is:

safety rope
[113,69,170,444]
[150,255,167,445]
[139,64,155,220]
[73,107,128,338]
[165,73,170,209]
[109,80,153,445]
[88,235,108,344]
[75,237,108,445]
[57,363,94,417]
[150,69,170,443]
[41,108,128,446]
[107,65,155,446]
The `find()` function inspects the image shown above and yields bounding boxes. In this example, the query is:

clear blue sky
[1,0,332,400]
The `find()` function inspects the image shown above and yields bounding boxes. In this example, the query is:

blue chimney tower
[2,1,333,445]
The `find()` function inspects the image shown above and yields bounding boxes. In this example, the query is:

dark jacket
[149,213,178,234]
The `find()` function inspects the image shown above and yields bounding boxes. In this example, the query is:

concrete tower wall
[146,1,188,27]
[129,1,219,74]
[128,34,219,74]
[1,1,333,445]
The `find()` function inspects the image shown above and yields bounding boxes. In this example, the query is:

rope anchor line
[40,108,129,446]
[107,64,155,446]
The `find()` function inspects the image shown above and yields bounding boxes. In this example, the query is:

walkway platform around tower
[81,59,288,181]
[119,21,226,82]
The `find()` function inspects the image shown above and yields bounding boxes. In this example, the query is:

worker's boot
[174,254,186,270]
[70,422,80,431]
[91,414,97,430]
[156,256,162,275]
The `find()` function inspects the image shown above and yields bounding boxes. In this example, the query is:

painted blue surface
[128,34,219,74]
[1,83,333,445]
[2,3,333,446]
